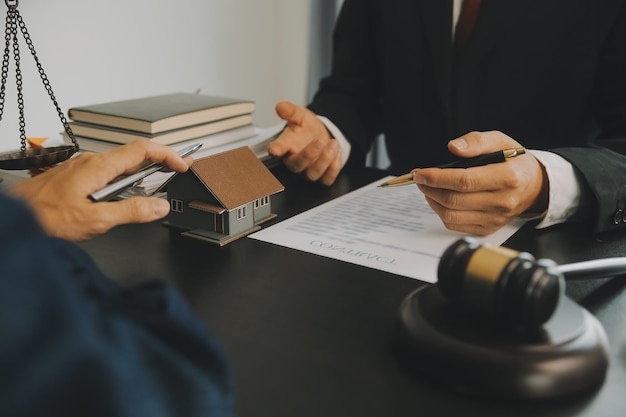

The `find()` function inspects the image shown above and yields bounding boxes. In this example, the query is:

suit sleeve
[551,147,626,233]
[307,0,384,165]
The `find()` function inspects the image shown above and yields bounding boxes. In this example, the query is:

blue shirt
[0,192,234,416]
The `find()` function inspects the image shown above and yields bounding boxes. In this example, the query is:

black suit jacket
[308,0,626,233]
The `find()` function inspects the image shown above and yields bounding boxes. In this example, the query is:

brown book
[68,92,255,134]
[68,114,253,145]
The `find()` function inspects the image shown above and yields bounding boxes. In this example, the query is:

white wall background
[0,0,312,153]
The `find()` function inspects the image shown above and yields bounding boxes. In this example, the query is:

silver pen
[89,143,202,202]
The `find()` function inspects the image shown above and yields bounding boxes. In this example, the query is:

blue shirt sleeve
[0,192,234,417]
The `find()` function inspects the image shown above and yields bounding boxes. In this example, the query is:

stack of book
[66,91,258,153]
[64,92,284,198]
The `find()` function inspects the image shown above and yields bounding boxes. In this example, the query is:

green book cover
[68,92,255,134]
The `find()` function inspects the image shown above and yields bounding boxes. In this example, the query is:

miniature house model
[163,146,284,246]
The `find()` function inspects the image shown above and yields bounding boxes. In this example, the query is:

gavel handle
[557,257,626,280]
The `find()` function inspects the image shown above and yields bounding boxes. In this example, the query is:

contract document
[249,177,524,282]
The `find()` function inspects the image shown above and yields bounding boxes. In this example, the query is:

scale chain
[0,0,78,155]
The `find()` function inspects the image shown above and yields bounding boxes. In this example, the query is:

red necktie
[454,0,482,53]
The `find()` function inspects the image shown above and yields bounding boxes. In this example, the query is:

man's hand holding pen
[402,131,548,236]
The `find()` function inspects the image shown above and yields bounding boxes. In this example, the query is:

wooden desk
[77,165,626,417]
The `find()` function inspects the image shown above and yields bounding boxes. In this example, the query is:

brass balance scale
[0,0,78,170]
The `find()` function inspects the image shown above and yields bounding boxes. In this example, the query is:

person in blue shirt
[0,139,234,416]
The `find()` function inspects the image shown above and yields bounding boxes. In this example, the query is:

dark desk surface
[74,165,626,417]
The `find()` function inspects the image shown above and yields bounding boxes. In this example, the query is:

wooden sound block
[393,285,609,401]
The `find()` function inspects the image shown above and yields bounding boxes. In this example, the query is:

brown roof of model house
[187,146,284,210]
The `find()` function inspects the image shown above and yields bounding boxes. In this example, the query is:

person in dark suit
[268,0,626,235]
[1,140,234,416]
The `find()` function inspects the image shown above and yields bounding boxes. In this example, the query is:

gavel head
[437,237,565,329]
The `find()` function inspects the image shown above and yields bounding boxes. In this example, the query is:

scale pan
[0,145,76,170]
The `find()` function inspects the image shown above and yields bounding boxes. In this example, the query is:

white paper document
[249,177,524,283]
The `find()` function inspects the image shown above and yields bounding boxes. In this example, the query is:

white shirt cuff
[529,149,583,228]
[318,115,351,168]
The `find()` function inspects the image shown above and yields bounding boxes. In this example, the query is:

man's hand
[9,139,193,241]
[412,131,548,235]
[268,101,342,186]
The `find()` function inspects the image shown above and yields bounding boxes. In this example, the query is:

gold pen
[378,147,526,187]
